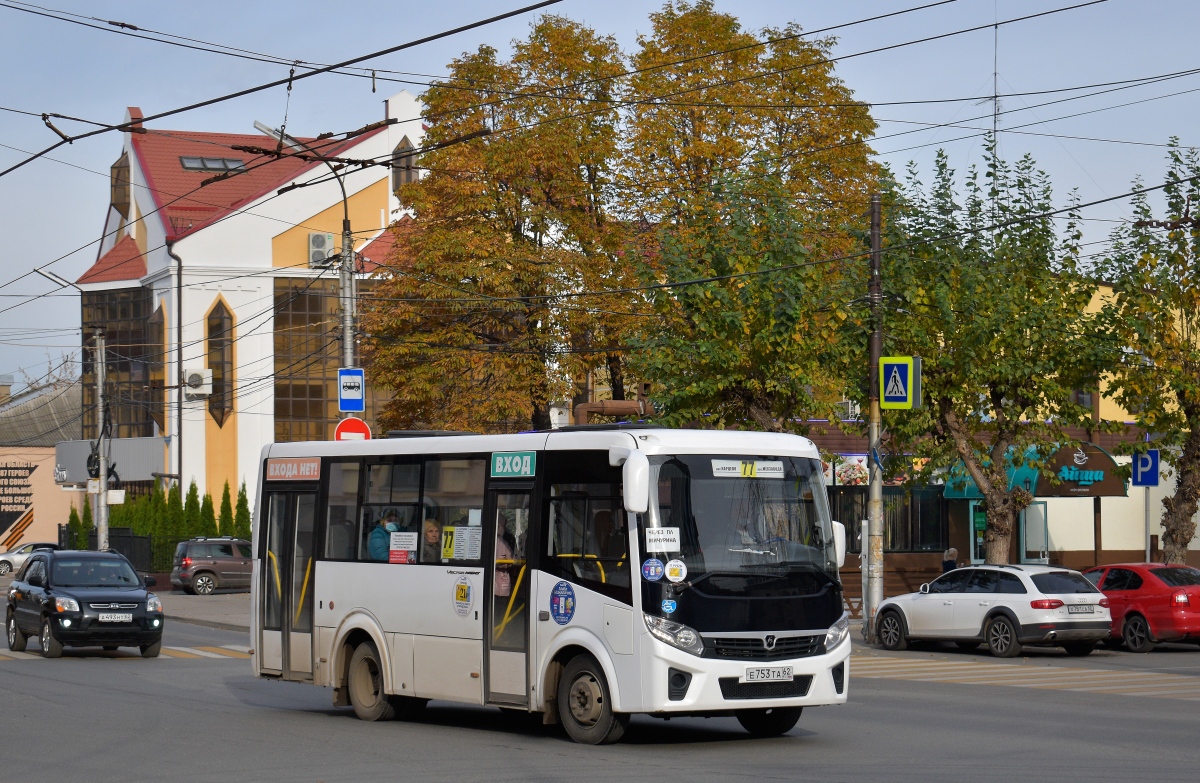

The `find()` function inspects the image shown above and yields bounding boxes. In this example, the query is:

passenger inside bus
[421,518,441,562]
[367,509,401,562]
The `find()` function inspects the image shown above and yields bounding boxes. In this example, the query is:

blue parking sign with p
[1132,449,1159,487]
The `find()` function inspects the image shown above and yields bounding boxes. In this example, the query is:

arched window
[391,136,418,196]
[207,301,233,426]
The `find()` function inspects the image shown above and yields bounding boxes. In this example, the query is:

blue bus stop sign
[1132,449,1159,487]
[338,367,365,413]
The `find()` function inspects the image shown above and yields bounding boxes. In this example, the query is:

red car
[1083,563,1200,652]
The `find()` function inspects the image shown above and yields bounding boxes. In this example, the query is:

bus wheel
[557,653,628,745]
[348,642,395,721]
[736,707,803,737]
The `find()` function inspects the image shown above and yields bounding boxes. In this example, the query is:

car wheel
[0,561,11,575]
[348,642,395,721]
[192,572,217,595]
[878,610,908,651]
[1063,642,1094,657]
[140,640,161,658]
[1123,614,1155,653]
[955,641,981,651]
[557,653,629,745]
[40,618,63,659]
[985,615,1021,658]
[6,611,27,652]
[736,707,803,737]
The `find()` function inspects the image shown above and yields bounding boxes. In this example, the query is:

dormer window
[110,153,130,218]
[180,157,246,172]
[391,136,418,196]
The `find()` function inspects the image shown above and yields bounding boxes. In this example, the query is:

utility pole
[865,194,884,641]
[340,215,356,377]
[93,326,110,551]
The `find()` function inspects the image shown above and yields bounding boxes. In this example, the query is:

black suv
[5,550,164,658]
[170,537,252,595]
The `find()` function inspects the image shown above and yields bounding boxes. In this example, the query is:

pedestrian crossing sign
[880,356,921,410]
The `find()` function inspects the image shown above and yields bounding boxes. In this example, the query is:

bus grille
[718,675,813,700]
[706,635,823,661]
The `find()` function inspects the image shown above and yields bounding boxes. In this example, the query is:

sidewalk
[160,590,251,633]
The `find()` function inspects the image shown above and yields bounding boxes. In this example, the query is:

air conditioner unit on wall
[308,232,337,267]
[183,368,212,400]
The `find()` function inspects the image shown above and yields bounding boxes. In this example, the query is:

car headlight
[146,593,162,613]
[644,614,705,657]
[55,596,80,612]
[825,612,850,650]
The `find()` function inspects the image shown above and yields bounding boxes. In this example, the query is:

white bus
[250,426,849,744]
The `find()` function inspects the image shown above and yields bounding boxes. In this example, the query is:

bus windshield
[644,454,836,581]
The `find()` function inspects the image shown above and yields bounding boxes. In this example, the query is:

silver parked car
[0,543,61,576]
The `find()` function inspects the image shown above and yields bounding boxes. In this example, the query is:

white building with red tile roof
[74,91,422,504]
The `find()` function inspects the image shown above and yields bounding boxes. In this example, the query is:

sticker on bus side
[453,576,474,617]
[711,459,785,478]
[645,527,680,553]
[265,457,321,481]
[491,451,536,478]
[550,581,575,625]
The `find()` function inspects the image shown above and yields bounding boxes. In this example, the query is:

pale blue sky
[1,0,1197,386]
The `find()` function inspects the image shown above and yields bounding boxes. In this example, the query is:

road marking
[158,647,203,659]
[221,644,252,654]
[0,649,39,660]
[851,655,1200,700]
[166,646,227,658]
[196,645,250,659]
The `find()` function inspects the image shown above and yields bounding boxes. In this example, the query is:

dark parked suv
[170,537,252,595]
[5,550,164,658]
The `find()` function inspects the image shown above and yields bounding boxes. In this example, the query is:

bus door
[484,485,533,706]
[259,489,317,681]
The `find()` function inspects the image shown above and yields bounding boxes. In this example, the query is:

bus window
[359,460,422,562]
[423,457,486,564]
[324,461,360,560]
[544,451,630,598]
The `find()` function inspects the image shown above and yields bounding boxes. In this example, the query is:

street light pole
[93,326,110,551]
[866,194,884,641]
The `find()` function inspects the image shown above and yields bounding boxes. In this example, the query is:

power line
[0,0,565,180]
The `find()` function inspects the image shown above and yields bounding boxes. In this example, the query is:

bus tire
[736,706,803,737]
[348,642,395,721]
[557,653,628,745]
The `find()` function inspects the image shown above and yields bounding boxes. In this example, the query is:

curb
[168,616,250,634]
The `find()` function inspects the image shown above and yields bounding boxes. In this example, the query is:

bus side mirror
[832,521,846,568]
[622,451,650,514]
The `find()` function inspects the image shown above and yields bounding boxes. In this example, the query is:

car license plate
[1067,604,1094,614]
[98,612,133,622]
[741,666,793,683]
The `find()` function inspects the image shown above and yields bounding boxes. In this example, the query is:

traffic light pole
[93,326,110,552]
[865,194,884,641]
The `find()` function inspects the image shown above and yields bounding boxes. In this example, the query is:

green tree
[1099,143,1200,563]
[234,482,252,540]
[81,498,94,549]
[66,505,84,549]
[165,482,183,540]
[218,482,234,536]
[874,147,1111,563]
[184,481,201,538]
[199,492,217,538]
[630,175,850,430]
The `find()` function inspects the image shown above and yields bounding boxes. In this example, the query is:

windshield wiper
[727,547,776,556]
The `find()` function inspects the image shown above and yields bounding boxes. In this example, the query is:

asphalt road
[2,621,1199,782]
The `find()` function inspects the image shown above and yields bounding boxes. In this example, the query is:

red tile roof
[77,235,146,284]
[128,112,387,242]
[358,219,407,273]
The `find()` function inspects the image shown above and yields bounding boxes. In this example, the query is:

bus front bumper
[639,634,851,714]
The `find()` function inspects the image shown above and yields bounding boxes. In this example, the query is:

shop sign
[1040,442,1126,497]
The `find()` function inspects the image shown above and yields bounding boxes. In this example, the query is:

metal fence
[56,525,183,574]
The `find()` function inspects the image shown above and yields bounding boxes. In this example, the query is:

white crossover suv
[876,564,1111,658]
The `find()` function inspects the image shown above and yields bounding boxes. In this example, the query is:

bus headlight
[644,614,705,657]
[825,612,850,650]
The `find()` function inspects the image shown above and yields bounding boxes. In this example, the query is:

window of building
[831,485,946,554]
[179,157,246,171]
[82,288,154,439]
[110,153,130,219]
[206,301,233,427]
[391,136,418,196]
